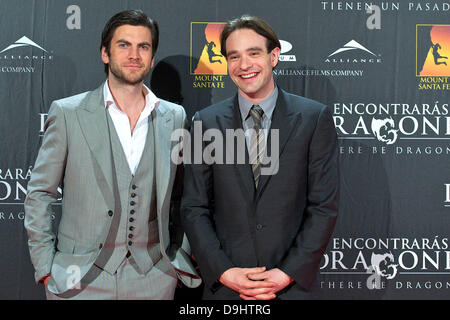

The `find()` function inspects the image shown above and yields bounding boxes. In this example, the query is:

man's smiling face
[225,28,280,102]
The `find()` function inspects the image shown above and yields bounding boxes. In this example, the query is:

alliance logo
[0,35,53,73]
[328,40,377,57]
[325,40,382,63]
[0,36,47,53]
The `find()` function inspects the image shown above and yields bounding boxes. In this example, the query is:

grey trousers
[45,256,178,300]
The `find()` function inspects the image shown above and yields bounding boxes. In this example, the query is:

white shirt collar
[103,80,160,116]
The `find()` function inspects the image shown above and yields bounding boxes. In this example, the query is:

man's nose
[128,46,141,60]
[239,55,252,70]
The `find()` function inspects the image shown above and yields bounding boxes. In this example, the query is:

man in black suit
[181,15,338,300]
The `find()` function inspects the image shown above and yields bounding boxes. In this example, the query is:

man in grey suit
[24,9,201,300]
[181,15,338,300]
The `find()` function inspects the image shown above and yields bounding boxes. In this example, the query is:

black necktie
[249,105,265,188]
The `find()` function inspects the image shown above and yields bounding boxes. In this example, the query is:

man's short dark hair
[220,15,281,57]
[100,9,159,74]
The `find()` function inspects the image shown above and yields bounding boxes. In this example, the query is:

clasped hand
[219,266,293,300]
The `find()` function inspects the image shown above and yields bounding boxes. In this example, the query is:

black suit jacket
[181,88,338,299]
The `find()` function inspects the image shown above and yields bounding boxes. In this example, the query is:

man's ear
[270,47,280,68]
[101,46,110,64]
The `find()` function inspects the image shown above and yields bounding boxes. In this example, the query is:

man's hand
[243,268,294,300]
[219,267,277,300]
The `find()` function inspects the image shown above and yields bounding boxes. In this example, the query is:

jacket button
[99,243,103,249]
[256,224,263,230]
[108,210,113,217]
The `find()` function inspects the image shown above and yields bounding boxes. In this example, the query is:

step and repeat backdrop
[0,0,449,299]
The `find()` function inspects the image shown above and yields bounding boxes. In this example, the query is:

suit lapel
[217,96,256,203]
[256,89,302,197]
[75,83,115,210]
[154,102,174,215]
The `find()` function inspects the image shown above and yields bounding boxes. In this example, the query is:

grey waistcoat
[98,113,161,275]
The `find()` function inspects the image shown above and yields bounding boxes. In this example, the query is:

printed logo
[274,36,382,78]
[369,252,398,280]
[371,118,399,145]
[417,25,450,76]
[321,237,450,292]
[0,36,53,73]
[190,22,227,89]
[333,101,450,155]
[279,40,296,62]
[328,40,377,58]
[417,25,450,91]
[190,22,227,75]
[325,39,381,63]
[0,36,47,54]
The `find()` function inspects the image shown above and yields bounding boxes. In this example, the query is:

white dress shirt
[103,80,159,175]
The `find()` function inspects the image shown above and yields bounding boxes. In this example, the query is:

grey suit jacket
[24,83,201,294]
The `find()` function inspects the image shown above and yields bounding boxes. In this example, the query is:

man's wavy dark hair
[220,15,280,57]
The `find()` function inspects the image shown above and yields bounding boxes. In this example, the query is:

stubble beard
[108,60,151,86]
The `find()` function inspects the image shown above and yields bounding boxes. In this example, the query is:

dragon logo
[370,252,398,279]
[371,117,399,145]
